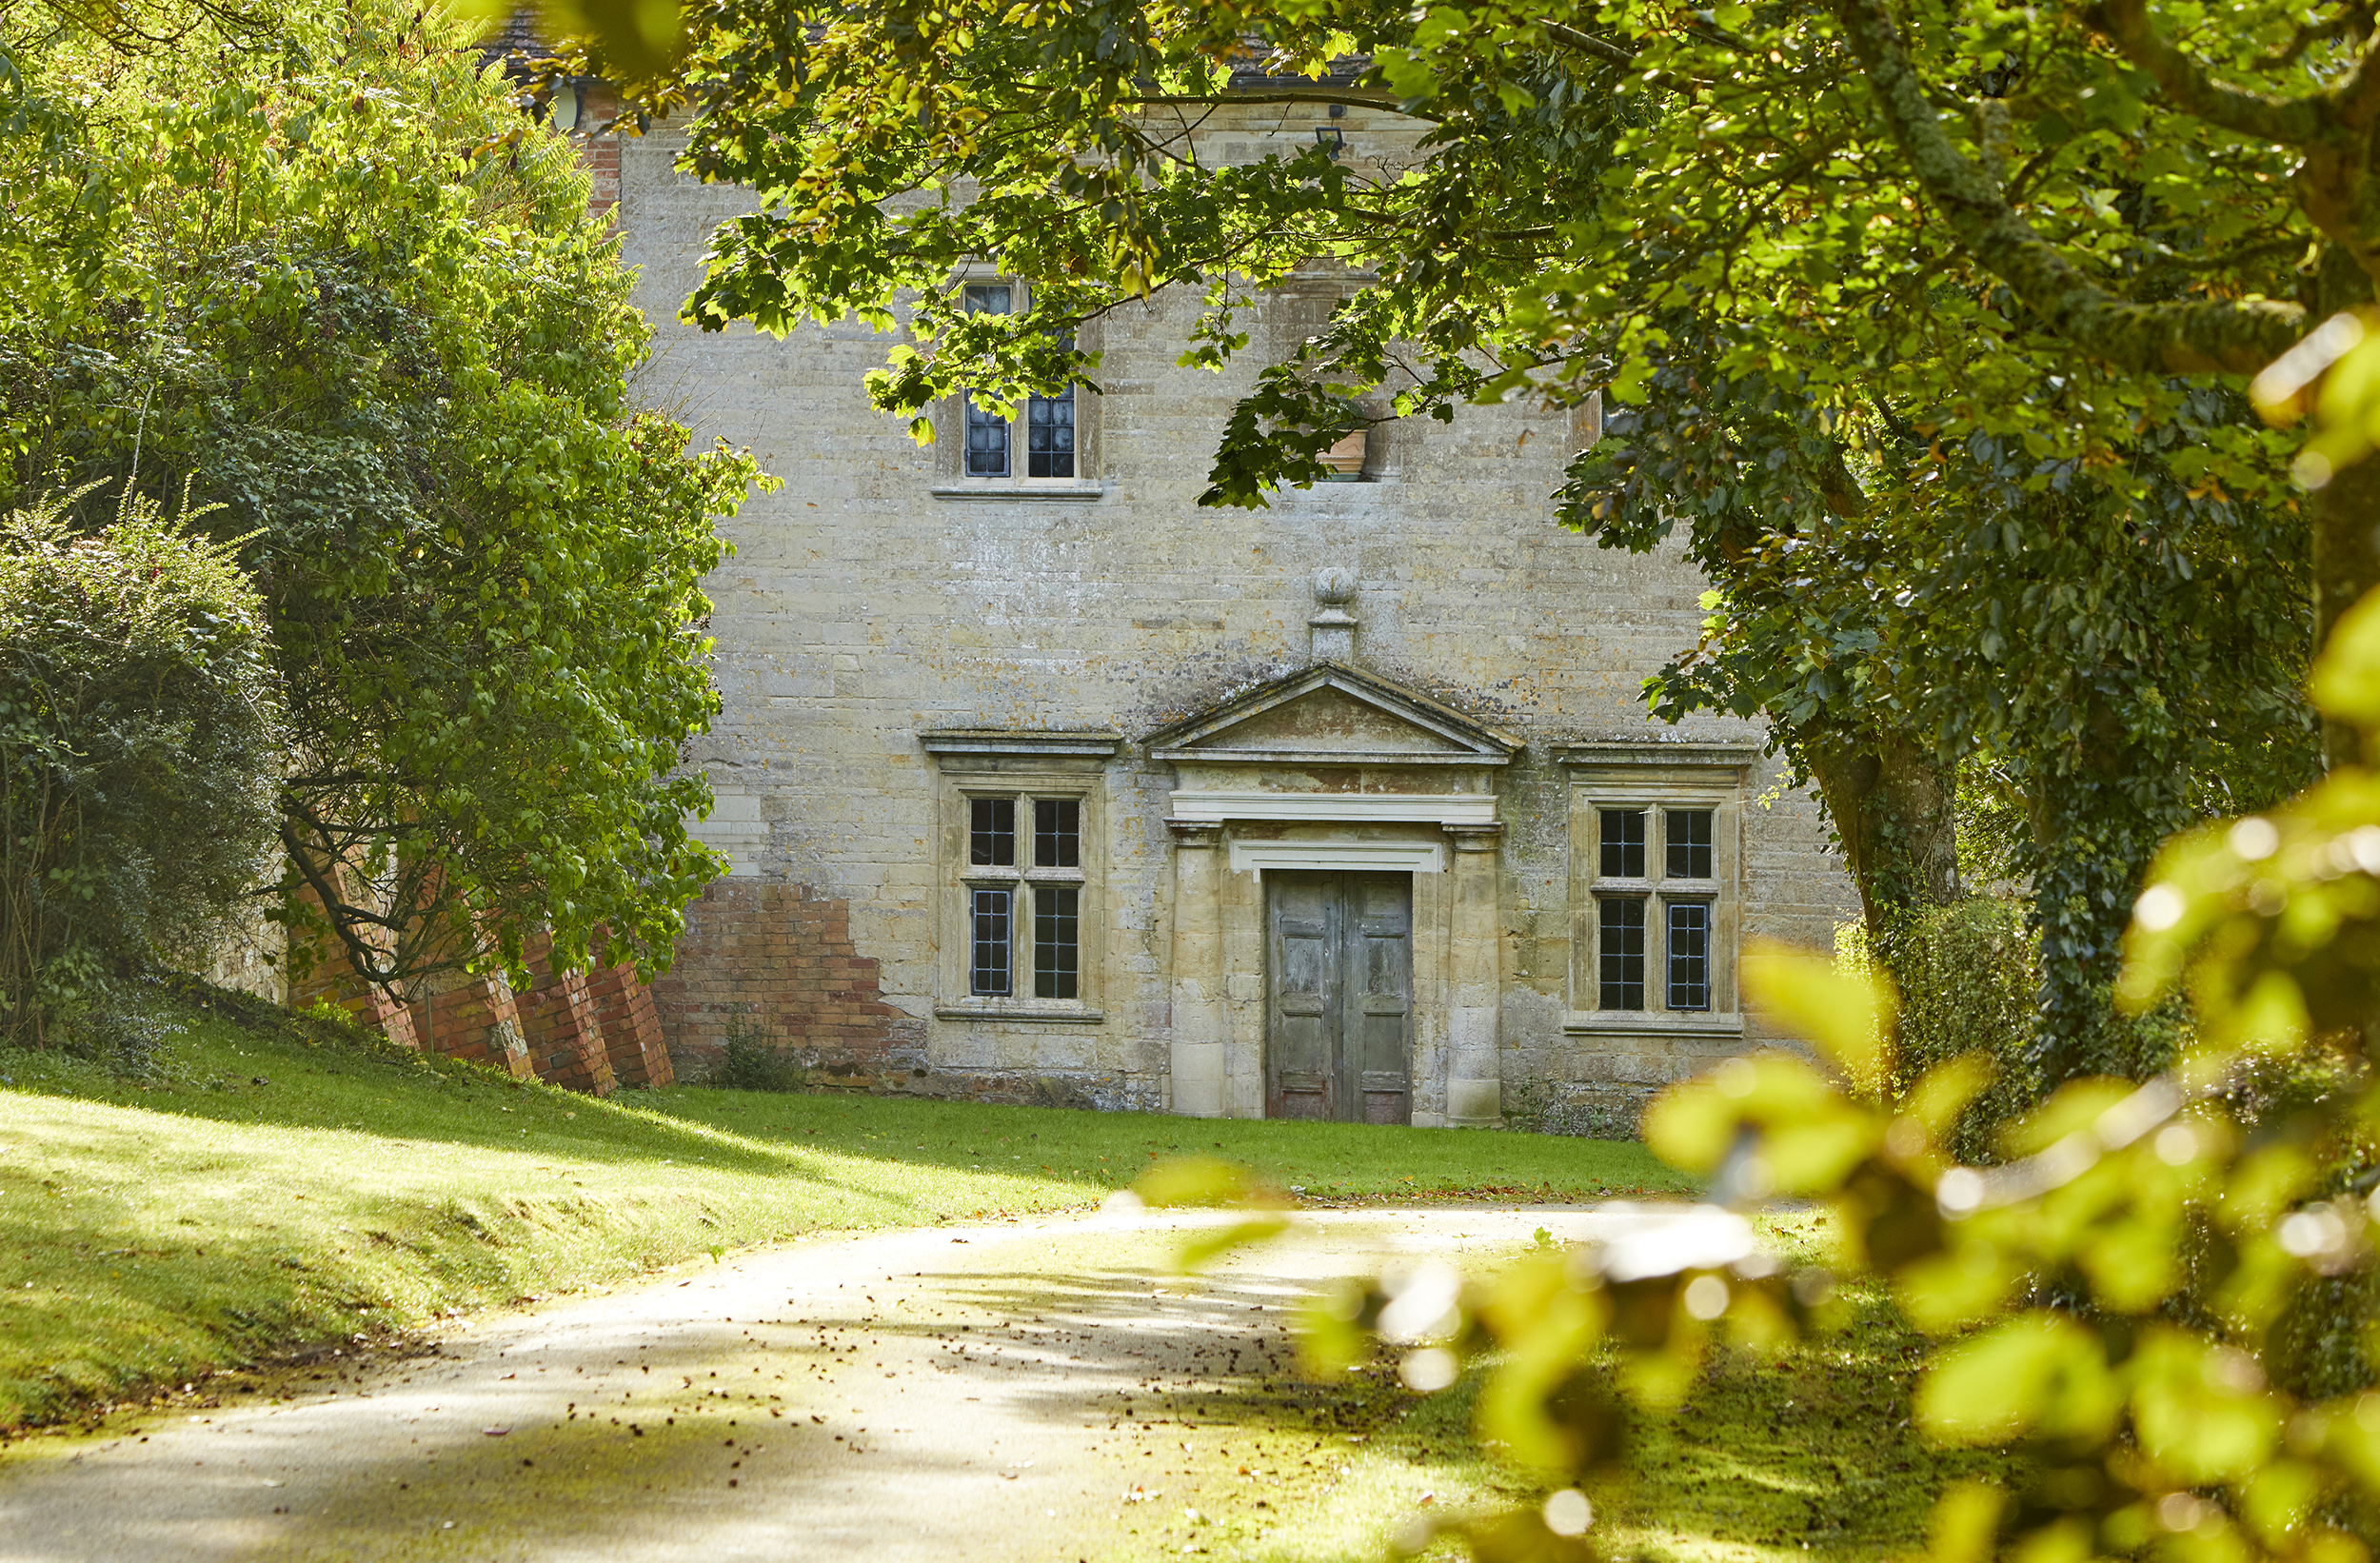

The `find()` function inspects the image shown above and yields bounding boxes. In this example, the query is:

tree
[1570,335,2316,1066]
[1135,586,2380,1559]
[0,0,770,992]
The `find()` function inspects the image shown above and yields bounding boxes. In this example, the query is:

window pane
[968,797,1015,866]
[1668,900,1711,1010]
[965,393,1010,477]
[1027,386,1075,478]
[970,888,1013,996]
[1599,809,1646,878]
[1034,885,1079,999]
[1667,808,1715,880]
[1033,797,1080,868]
[962,286,1015,476]
[1597,897,1645,1010]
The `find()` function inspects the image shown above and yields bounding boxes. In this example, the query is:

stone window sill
[934,1003,1107,1024]
[1561,1011,1744,1037]
[929,484,1105,503]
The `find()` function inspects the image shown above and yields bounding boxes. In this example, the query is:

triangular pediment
[1145,663,1518,765]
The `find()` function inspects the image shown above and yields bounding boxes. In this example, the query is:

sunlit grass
[0,981,1681,1431]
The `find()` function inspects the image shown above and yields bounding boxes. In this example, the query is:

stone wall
[585,101,1861,1125]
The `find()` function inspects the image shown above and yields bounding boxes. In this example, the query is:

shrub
[1880,897,2036,1161]
[1865,896,2192,1161]
[0,485,279,1046]
[709,1006,805,1092]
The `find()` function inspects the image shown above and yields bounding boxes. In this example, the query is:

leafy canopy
[558,0,2330,1051]
[0,0,771,990]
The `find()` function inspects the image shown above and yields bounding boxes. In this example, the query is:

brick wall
[584,943,672,1088]
[581,85,621,224]
[516,934,618,1096]
[411,967,536,1079]
[291,923,672,1095]
[649,879,923,1081]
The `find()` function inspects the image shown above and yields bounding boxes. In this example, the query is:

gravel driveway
[0,1202,1700,1562]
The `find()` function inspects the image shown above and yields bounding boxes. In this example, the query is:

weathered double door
[1265,872,1413,1124]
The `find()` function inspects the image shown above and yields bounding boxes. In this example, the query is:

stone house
[592,95,1859,1133]
[283,62,1856,1124]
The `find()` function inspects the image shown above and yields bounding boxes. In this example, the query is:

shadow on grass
[11,979,1686,1202]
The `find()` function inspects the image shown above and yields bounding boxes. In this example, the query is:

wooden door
[1265,872,1412,1124]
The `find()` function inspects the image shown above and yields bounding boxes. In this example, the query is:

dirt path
[0,1202,1696,1562]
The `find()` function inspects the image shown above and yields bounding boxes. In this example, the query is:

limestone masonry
[300,87,1857,1128]
[615,100,1858,1133]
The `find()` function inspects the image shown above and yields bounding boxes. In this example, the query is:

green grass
[0,979,1680,1432]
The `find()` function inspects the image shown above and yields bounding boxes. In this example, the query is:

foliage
[706,1003,805,1091]
[0,485,278,1047]
[1854,898,2037,1163]
[1570,345,2316,1058]
[1145,598,2380,1562]
[0,0,769,994]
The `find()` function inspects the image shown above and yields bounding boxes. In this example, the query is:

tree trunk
[1803,725,1961,939]
[2312,451,2380,768]
[2308,241,2380,770]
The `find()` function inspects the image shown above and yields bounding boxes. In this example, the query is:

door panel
[1268,876,1337,1120]
[1266,871,1412,1124]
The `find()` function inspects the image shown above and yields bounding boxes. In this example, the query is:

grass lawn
[0,979,1682,1432]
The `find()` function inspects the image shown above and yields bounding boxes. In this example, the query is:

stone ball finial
[1312,567,1357,609]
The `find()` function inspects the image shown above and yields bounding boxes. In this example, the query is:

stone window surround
[1561,742,1755,1039]
[927,267,1104,502]
[922,731,1121,1023]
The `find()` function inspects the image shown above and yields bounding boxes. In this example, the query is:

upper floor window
[962,282,1075,481]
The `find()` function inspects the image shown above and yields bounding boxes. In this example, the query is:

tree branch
[2256,5,2373,72]
[1536,16,1703,90]
[1833,0,2307,375]
[1537,18,1636,70]
[2089,0,2329,145]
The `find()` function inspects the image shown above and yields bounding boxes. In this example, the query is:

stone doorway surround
[1145,663,1518,1127]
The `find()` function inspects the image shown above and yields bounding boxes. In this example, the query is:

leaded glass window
[1667,900,1711,1010]
[969,797,1015,866]
[1034,885,1079,999]
[1597,897,1645,1010]
[1666,808,1715,880]
[1599,808,1646,878]
[1026,385,1075,478]
[955,784,1092,1008]
[970,888,1013,996]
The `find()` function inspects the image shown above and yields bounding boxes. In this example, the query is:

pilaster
[1166,821,1227,1117]
[1443,821,1504,1126]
